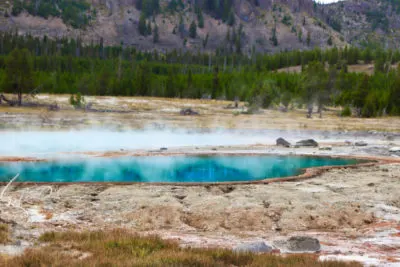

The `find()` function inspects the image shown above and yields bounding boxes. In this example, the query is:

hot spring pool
[0,155,361,183]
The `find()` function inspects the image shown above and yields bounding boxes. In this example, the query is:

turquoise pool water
[0,155,359,183]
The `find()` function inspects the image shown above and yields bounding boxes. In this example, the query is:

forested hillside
[1,0,400,51]
[0,0,343,52]
[0,33,399,117]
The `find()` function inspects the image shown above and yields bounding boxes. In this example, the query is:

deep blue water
[0,156,360,183]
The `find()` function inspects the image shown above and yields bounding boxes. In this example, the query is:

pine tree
[306,31,311,46]
[138,14,147,36]
[4,49,34,106]
[178,15,185,36]
[189,21,197,38]
[227,10,235,26]
[147,21,152,35]
[153,24,159,43]
[270,26,278,46]
[212,66,220,99]
[203,33,209,48]
[327,36,333,46]
[197,8,204,28]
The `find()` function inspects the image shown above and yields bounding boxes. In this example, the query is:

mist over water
[2,130,273,157]
[1,129,382,157]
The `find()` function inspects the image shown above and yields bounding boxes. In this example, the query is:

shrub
[69,92,85,109]
[341,106,352,117]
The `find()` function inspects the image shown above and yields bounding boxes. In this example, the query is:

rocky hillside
[319,0,400,49]
[0,0,399,52]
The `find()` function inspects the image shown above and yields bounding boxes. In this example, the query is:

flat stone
[274,236,321,252]
[286,236,321,252]
[233,241,273,253]
[389,147,400,153]
[355,141,368,147]
[295,139,318,147]
[319,145,332,151]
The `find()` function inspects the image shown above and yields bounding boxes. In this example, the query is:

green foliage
[3,48,34,105]
[227,10,235,26]
[12,0,91,29]
[0,34,398,117]
[189,21,197,39]
[203,0,234,21]
[153,24,159,43]
[341,106,352,117]
[139,14,148,36]
[196,7,204,28]
[69,92,85,109]
[270,26,278,46]
[327,36,333,46]
[366,10,389,32]
[281,14,292,26]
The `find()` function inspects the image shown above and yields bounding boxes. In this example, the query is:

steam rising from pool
[0,129,375,157]
[2,130,271,157]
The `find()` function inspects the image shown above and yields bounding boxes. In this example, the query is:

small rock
[276,138,291,148]
[319,145,332,151]
[286,236,321,252]
[262,200,271,208]
[389,147,400,153]
[355,141,368,147]
[233,241,273,253]
[295,139,318,147]
[386,135,395,141]
[180,108,199,116]
[274,236,321,252]
[174,194,186,200]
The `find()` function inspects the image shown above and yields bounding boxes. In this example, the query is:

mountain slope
[319,0,400,48]
[1,0,398,52]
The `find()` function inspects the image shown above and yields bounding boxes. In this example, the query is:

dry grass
[277,63,398,75]
[0,224,10,244]
[1,93,399,132]
[0,229,361,267]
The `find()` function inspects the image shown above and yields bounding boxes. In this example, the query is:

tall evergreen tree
[4,48,34,106]
[189,21,197,38]
[153,24,159,43]
[138,14,147,36]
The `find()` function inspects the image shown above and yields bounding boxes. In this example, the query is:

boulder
[355,141,368,147]
[233,241,273,253]
[319,145,332,151]
[295,139,318,147]
[389,147,400,153]
[285,236,321,252]
[276,138,291,147]
[180,108,199,116]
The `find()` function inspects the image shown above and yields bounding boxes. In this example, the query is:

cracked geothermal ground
[0,95,399,266]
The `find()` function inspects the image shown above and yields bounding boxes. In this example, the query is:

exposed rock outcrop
[295,139,318,147]
[276,138,291,148]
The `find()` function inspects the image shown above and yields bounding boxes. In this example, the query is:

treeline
[2,32,400,70]
[0,33,399,117]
